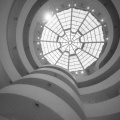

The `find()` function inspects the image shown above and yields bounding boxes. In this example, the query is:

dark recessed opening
[104,3,107,6]
[35,103,39,107]
[114,26,117,29]
[47,83,52,87]
[9,81,13,84]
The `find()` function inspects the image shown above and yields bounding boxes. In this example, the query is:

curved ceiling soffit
[23,0,49,70]
[6,0,49,77]
[7,0,29,77]
[77,0,120,88]
[98,0,120,68]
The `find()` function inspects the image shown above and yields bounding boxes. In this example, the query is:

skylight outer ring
[40,8,105,72]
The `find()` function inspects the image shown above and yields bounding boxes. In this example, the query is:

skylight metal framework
[40,8,105,72]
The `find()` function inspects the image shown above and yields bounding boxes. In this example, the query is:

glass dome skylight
[40,8,105,72]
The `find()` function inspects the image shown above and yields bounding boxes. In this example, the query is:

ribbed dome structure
[0,0,120,120]
[39,7,105,73]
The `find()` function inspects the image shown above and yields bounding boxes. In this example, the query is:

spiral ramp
[0,0,120,120]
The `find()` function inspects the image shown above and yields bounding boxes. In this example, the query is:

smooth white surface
[0,85,81,120]
[0,0,21,81]
[22,73,84,111]
[79,69,120,95]
[83,95,120,117]
[16,0,36,72]
[35,67,77,88]
[29,8,43,67]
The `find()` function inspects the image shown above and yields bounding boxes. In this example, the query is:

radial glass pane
[40,8,105,72]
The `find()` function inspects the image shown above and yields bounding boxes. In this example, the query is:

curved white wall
[0,0,120,120]
[0,67,85,120]
[0,85,81,120]
[79,42,120,94]
[84,96,120,117]
[0,0,21,81]
[16,0,37,72]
